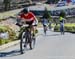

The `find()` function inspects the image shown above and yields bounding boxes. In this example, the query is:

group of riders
[41,10,66,35]
[15,7,66,52]
[16,7,66,38]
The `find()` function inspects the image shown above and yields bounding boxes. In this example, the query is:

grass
[0,25,16,45]
[0,39,12,45]
[51,23,75,32]
[37,23,42,28]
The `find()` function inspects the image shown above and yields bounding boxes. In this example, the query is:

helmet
[22,8,29,14]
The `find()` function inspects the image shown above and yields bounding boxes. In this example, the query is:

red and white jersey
[20,12,35,21]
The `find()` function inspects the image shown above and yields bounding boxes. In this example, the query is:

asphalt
[0,28,41,51]
[0,28,75,59]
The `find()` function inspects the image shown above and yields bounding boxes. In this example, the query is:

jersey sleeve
[29,12,35,20]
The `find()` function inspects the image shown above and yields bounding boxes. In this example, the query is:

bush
[0,25,16,45]
[4,26,16,40]
[0,19,7,22]
[0,39,11,45]
[52,23,75,32]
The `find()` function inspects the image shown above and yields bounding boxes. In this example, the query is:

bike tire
[27,32,36,50]
[44,27,47,35]
[31,36,36,49]
[20,32,25,54]
[20,38,24,54]
[60,23,64,35]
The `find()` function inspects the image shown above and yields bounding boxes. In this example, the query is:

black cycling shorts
[26,20,34,25]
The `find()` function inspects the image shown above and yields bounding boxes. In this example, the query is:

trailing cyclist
[59,11,66,35]
[41,16,48,35]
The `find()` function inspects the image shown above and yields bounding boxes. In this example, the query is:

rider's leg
[60,22,64,35]
[31,25,35,36]
[33,25,38,34]
[62,23,64,34]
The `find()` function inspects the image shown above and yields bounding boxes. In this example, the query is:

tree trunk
[3,0,11,11]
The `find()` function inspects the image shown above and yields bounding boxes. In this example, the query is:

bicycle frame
[19,25,35,54]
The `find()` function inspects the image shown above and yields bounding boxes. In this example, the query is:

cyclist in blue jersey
[41,17,48,35]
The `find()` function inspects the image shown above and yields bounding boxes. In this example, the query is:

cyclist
[17,8,38,35]
[17,8,38,49]
[41,16,48,34]
[59,11,66,35]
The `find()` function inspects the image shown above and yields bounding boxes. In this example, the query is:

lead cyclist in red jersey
[17,8,38,35]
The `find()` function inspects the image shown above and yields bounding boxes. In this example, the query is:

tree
[3,0,11,11]
[28,0,32,4]
[46,0,59,4]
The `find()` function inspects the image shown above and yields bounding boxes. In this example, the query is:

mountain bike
[18,25,36,54]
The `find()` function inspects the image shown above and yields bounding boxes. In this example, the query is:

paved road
[0,28,75,59]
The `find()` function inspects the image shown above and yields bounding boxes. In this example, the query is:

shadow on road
[42,34,61,37]
[0,50,21,57]
[0,47,33,57]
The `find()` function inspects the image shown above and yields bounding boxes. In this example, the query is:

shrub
[52,23,75,32]
[0,39,11,45]
[0,25,16,45]
[4,26,16,40]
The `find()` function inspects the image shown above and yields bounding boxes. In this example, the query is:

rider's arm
[63,18,67,23]
[34,17,38,25]
[30,12,37,20]
[30,12,38,25]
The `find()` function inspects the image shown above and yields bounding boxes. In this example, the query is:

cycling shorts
[26,20,34,25]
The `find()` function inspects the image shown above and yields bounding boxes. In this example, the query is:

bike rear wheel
[31,35,36,49]
[27,33,36,50]
[44,26,47,35]
[60,23,64,35]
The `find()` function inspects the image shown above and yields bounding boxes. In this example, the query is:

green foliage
[35,29,38,34]
[52,23,75,32]
[36,17,41,22]
[0,19,7,22]
[0,25,16,45]
[0,39,11,45]
[0,26,7,32]
[4,26,16,40]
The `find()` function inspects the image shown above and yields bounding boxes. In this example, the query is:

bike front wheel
[31,36,36,49]
[20,32,25,54]
[44,26,47,35]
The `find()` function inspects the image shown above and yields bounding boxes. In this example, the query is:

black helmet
[59,10,66,18]
[22,8,28,14]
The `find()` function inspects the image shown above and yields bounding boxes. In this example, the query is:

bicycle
[18,24,36,54]
[43,25,47,35]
